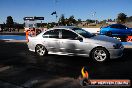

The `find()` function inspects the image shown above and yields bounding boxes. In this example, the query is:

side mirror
[76,36,83,41]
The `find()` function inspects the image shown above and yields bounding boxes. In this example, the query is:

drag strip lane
[0,42,132,88]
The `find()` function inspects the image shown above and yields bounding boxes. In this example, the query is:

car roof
[53,26,77,29]
[40,26,79,36]
[110,24,125,26]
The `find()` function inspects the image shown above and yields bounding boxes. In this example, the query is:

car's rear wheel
[120,36,127,42]
[91,47,109,62]
[35,44,48,56]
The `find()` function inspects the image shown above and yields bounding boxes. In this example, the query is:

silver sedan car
[27,26,124,62]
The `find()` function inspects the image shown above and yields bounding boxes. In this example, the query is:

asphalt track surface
[0,41,132,88]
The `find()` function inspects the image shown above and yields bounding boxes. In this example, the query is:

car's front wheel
[91,47,109,62]
[35,44,48,56]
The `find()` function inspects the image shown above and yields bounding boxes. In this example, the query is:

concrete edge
[0,40,27,43]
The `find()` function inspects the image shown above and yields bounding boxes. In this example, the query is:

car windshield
[72,28,95,38]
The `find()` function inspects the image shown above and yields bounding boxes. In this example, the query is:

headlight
[113,43,123,49]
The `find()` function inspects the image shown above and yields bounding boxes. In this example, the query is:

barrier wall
[82,28,100,34]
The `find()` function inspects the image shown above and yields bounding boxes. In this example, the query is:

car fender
[100,28,110,35]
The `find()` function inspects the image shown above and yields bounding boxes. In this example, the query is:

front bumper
[108,48,124,59]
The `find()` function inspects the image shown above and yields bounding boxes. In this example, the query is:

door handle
[53,40,58,41]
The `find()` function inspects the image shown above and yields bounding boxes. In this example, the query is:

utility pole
[54,0,59,25]
[92,12,96,24]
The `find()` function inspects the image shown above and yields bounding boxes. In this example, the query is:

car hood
[128,28,132,31]
[90,35,120,44]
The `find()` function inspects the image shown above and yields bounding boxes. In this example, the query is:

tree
[0,23,6,30]
[58,14,77,26]
[100,20,107,24]
[14,22,24,29]
[117,13,127,24]
[126,16,132,22]
[6,16,14,28]
[68,15,76,25]
[77,19,82,24]
[86,19,95,24]
[58,14,66,26]
[107,19,112,22]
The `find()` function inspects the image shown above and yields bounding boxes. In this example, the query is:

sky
[0,0,132,24]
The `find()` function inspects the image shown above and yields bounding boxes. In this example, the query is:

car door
[118,25,130,35]
[110,24,129,36]
[42,29,60,52]
[110,25,121,35]
[59,29,86,54]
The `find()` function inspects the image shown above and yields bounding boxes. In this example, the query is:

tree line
[58,13,132,25]
[0,16,24,32]
[48,12,132,27]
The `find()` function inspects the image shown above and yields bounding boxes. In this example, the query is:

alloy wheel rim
[94,50,107,62]
[36,45,45,56]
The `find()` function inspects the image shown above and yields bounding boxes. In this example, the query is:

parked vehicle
[100,24,132,41]
[27,26,124,62]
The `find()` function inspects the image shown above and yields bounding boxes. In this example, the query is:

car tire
[106,31,112,36]
[91,47,109,62]
[35,44,48,56]
[120,36,127,42]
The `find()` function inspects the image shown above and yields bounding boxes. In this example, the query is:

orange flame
[81,67,89,78]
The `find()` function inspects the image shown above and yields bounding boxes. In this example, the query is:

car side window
[62,29,78,39]
[110,24,127,29]
[43,29,59,38]
[118,25,127,29]
[110,25,119,29]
